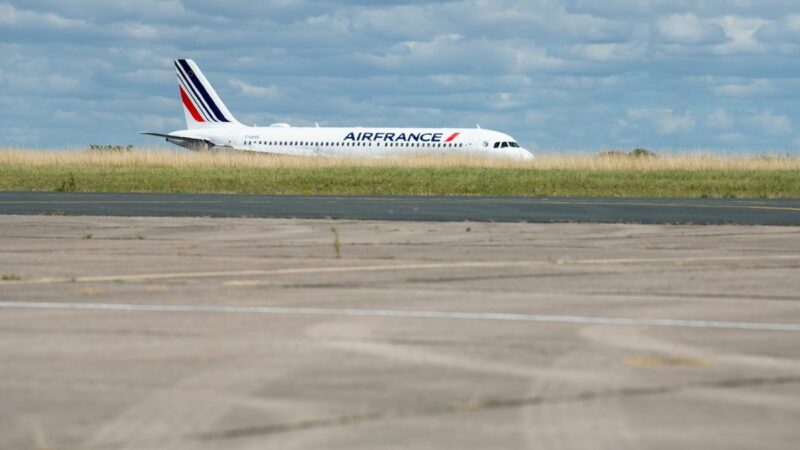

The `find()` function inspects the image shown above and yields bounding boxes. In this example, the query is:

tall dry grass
[1,148,798,171]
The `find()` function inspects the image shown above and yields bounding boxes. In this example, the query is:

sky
[1,0,800,152]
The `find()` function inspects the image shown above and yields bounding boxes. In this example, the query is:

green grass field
[1,150,798,198]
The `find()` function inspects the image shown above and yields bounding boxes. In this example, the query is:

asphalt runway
[1,216,799,449]
[1,191,800,224]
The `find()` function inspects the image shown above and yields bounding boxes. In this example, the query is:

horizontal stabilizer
[140,132,213,151]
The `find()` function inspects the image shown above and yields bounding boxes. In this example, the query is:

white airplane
[144,59,533,159]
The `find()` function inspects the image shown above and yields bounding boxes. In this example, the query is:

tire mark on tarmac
[3,254,800,285]
[522,347,636,450]
[591,291,800,303]
[191,375,800,442]
[583,325,800,372]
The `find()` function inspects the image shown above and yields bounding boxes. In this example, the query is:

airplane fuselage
[170,126,532,159]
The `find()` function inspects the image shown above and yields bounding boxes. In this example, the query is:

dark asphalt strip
[0,192,799,225]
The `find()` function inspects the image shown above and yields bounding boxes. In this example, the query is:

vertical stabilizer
[174,59,242,129]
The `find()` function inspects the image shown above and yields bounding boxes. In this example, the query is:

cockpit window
[493,141,521,149]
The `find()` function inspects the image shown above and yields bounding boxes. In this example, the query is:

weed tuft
[55,173,77,192]
[331,227,341,259]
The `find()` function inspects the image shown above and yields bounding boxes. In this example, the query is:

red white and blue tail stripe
[175,59,241,129]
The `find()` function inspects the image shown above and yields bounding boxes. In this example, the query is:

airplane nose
[519,148,534,160]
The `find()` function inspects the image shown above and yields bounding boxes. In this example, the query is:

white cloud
[710,16,768,53]
[707,109,734,129]
[137,114,183,131]
[750,111,792,135]
[306,14,350,32]
[117,22,161,40]
[230,79,279,98]
[0,3,87,29]
[627,109,696,134]
[755,15,800,42]
[570,43,645,61]
[712,79,775,97]
[490,92,521,110]
[657,13,727,44]
[0,69,82,93]
[552,75,622,90]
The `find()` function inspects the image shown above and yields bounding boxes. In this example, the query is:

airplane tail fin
[174,59,242,130]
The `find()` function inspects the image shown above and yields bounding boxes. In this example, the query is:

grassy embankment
[1,149,799,198]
